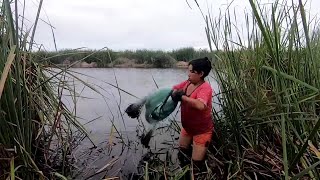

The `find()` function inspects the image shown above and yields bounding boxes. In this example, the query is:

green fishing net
[125,88,178,148]
[125,88,178,124]
[145,88,178,123]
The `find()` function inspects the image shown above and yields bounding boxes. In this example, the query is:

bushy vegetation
[32,47,210,68]
[151,53,177,68]
[0,0,91,179]
[205,0,320,179]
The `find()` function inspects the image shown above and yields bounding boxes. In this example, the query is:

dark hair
[188,57,212,79]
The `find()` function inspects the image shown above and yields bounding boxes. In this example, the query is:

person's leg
[191,130,213,176]
[192,144,208,161]
[178,128,193,167]
[179,128,192,149]
[192,130,212,160]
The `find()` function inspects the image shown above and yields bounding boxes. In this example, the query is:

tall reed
[0,0,91,179]
[198,0,320,178]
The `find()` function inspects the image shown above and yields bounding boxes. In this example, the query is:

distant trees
[32,47,211,68]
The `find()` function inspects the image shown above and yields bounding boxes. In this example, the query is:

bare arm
[181,95,206,110]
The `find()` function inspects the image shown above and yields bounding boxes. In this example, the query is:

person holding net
[171,57,214,174]
[125,57,214,176]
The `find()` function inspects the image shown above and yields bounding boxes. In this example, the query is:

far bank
[33,47,210,68]
[53,58,189,69]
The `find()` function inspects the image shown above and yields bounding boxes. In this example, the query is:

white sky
[21,0,320,51]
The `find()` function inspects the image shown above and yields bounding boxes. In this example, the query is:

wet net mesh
[125,88,178,123]
[125,88,178,147]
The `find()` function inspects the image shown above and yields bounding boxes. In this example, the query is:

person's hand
[171,90,185,102]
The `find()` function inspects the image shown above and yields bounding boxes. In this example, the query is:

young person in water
[171,57,214,172]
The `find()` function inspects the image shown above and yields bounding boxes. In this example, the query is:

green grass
[202,0,320,179]
[0,0,93,179]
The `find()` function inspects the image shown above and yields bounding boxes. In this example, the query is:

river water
[59,68,219,179]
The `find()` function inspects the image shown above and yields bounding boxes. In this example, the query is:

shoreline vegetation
[1,0,93,179]
[32,47,210,68]
[2,0,320,179]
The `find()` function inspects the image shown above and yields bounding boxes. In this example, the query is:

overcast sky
[23,0,320,51]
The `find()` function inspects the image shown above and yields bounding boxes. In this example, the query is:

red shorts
[180,128,213,147]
